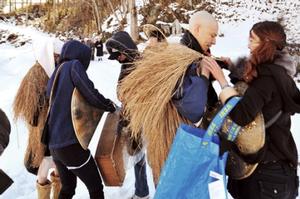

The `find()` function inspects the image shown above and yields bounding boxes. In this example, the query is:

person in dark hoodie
[202,21,299,199]
[46,40,116,199]
[106,31,150,199]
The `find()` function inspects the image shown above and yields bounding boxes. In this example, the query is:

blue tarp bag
[154,97,241,199]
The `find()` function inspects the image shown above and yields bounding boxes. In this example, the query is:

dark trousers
[228,161,299,199]
[134,155,149,197]
[51,144,104,199]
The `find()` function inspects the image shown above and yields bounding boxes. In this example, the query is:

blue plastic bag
[154,97,241,199]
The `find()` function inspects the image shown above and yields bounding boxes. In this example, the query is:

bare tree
[89,0,102,33]
[129,0,138,42]
[53,0,57,25]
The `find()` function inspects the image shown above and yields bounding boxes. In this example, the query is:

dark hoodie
[229,51,299,167]
[46,40,115,149]
[106,31,139,82]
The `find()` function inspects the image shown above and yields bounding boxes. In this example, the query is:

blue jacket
[46,40,115,149]
[172,63,209,123]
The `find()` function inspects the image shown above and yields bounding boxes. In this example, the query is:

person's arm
[71,60,115,112]
[229,77,273,126]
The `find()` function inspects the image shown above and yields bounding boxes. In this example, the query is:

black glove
[219,133,236,156]
[107,101,117,113]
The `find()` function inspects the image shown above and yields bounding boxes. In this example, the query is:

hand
[219,56,233,67]
[199,63,210,79]
[201,57,228,88]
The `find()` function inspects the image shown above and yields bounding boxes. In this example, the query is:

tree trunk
[53,0,56,25]
[129,0,138,42]
[90,0,102,33]
[26,0,29,24]
[188,0,193,7]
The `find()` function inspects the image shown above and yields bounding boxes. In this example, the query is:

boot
[36,181,51,199]
[50,172,61,199]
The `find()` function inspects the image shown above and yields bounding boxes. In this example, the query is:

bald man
[183,11,218,54]
[180,10,220,111]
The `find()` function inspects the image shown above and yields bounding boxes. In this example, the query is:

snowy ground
[0,18,299,199]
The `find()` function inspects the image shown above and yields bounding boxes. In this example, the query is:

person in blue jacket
[173,10,220,125]
[46,40,116,199]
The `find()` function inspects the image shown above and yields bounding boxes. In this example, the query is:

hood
[273,49,297,77]
[59,40,91,70]
[105,31,138,61]
[33,36,64,77]
[259,64,300,114]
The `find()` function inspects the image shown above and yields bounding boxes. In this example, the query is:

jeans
[134,155,149,197]
[228,161,299,199]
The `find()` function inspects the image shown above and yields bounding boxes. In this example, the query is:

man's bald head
[188,11,218,53]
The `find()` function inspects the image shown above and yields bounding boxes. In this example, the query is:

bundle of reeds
[23,105,48,168]
[13,62,49,124]
[13,62,49,167]
[119,43,204,183]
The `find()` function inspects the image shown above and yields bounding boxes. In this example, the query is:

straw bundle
[13,62,49,124]
[23,104,48,168]
[119,43,204,183]
[13,62,49,167]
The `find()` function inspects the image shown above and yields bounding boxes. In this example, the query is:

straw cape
[13,62,49,168]
[119,43,205,183]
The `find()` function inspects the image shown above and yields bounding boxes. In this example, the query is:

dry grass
[23,106,48,168]
[119,43,204,183]
[13,63,49,167]
[13,62,49,123]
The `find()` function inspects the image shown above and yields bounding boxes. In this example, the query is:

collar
[180,30,210,55]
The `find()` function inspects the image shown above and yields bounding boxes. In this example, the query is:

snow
[0,13,300,199]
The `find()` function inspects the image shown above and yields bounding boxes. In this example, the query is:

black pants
[228,161,299,199]
[51,144,104,199]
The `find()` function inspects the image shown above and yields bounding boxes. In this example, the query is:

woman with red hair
[202,21,299,199]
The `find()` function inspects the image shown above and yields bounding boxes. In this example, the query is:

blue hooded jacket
[46,40,115,149]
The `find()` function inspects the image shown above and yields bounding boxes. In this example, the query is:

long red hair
[243,21,286,82]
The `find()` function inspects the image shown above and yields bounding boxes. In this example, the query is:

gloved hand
[107,101,118,113]
[219,133,236,156]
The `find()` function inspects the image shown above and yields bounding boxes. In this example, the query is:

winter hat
[53,38,64,55]
[33,36,64,77]
[106,31,138,61]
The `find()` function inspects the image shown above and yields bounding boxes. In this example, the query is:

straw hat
[142,24,167,42]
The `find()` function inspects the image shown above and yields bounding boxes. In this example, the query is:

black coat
[95,40,103,56]
[229,62,300,167]
[0,109,10,155]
